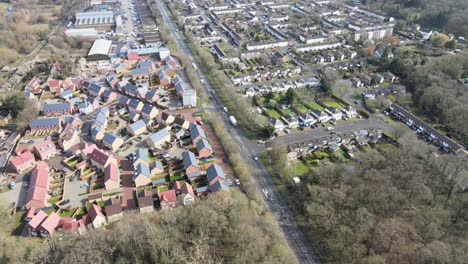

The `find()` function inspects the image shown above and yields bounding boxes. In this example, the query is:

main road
[154,0,321,263]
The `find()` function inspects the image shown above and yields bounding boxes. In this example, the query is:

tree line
[271,138,468,263]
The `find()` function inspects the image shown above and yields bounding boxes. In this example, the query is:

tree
[17,101,39,130]
[263,125,276,138]
[1,91,27,116]
[285,88,297,104]
[430,33,450,48]
[445,40,457,50]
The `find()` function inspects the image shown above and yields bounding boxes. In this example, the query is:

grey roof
[95,112,107,125]
[147,128,170,144]
[209,180,230,192]
[150,160,163,170]
[129,111,140,121]
[29,118,60,128]
[196,186,209,193]
[131,68,149,75]
[190,124,206,140]
[124,83,138,94]
[119,96,129,105]
[102,90,114,99]
[206,163,225,183]
[141,104,156,115]
[187,171,202,179]
[196,138,212,152]
[128,99,141,109]
[103,133,120,144]
[138,60,152,68]
[98,106,109,114]
[43,103,71,112]
[60,89,73,97]
[88,83,103,94]
[152,178,166,186]
[129,119,146,131]
[135,163,151,178]
[134,148,149,163]
[182,151,198,170]
[91,126,103,137]
[145,89,157,99]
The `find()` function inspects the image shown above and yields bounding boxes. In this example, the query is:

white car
[253,156,258,161]
[227,180,232,186]
[235,179,240,186]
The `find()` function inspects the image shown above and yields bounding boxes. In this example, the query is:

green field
[322,99,345,108]
[305,101,324,111]
[267,109,282,118]
[295,104,309,114]
[293,161,309,176]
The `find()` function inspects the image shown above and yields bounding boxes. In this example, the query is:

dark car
[59,200,70,206]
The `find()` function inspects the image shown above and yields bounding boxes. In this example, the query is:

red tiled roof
[88,204,105,222]
[26,186,48,207]
[10,150,34,168]
[33,140,56,157]
[88,148,112,166]
[181,182,195,196]
[39,212,60,235]
[27,210,47,229]
[30,162,50,189]
[48,79,60,87]
[104,163,119,183]
[25,207,36,219]
[59,217,79,232]
[81,143,98,156]
[158,189,177,203]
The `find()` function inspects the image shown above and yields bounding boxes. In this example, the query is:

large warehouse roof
[76,11,114,25]
[88,39,112,57]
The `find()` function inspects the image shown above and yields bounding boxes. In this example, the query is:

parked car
[235,179,240,186]
[59,199,70,206]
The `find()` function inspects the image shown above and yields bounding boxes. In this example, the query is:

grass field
[267,109,282,118]
[293,161,309,176]
[295,104,309,114]
[305,101,324,111]
[322,98,345,108]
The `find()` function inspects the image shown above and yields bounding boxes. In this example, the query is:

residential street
[154,0,322,262]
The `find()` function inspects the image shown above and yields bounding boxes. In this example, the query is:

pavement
[154,0,322,262]
[272,118,391,147]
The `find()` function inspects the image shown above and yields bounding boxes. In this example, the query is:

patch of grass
[322,99,344,108]
[170,174,182,181]
[59,209,76,217]
[305,101,324,111]
[293,161,309,176]
[260,151,269,165]
[282,108,293,115]
[295,104,308,114]
[267,109,282,118]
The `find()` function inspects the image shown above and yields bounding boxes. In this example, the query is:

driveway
[62,174,88,208]
[0,181,26,207]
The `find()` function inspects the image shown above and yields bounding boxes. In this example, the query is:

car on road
[253,156,258,161]
[227,179,232,186]
[59,199,70,206]
[327,126,334,131]
[257,140,265,144]
[235,179,240,186]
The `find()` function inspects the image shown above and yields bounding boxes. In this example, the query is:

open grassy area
[322,98,345,108]
[267,109,282,118]
[293,161,309,176]
[295,104,309,114]
[59,209,76,217]
[282,108,293,115]
[305,101,324,111]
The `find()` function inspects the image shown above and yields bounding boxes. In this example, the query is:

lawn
[267,109,282,118]
[305,101,324,111]
[260,151,270,165]
[282,108,293,115]
[295,104,309,114]
[322,99,345,108]
[59,209,76,217]
[170,173,182,181]
[293,161,309,176]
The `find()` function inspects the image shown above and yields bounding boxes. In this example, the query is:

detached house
[32,139,57,161]
[160,111,175,125]
[58,124,79,151]
[133,163,152,187]
[190,124,206,146]
[206,164,226,186]
[270,117,285,132]
[299,113,317,126]
[26,76,41,94]
[196,138,213,158]
[174,181,195,205]
[88,148,117,171]
[141,104,158,119]
[158,189,177,209]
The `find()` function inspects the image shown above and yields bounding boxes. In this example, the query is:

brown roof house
[88,148,118,171]
[137,190,155,213]
[88,204,106,229]
[158,189,177,209]
[105,198,123,223]
[58,123,80,151]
